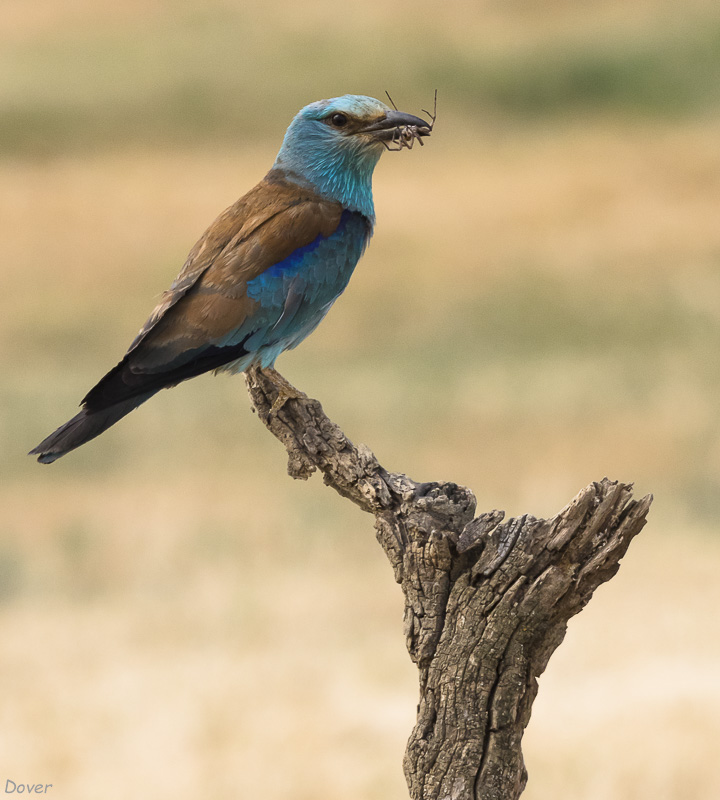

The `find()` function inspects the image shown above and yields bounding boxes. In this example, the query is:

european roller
[31,95,432,463]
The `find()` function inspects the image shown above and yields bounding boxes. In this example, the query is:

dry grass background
[2,1,720,798]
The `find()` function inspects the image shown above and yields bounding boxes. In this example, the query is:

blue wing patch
[218,210,370,369]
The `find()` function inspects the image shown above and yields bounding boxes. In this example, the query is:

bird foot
[261,367,307,415]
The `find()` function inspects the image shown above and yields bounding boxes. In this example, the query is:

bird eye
[330,113,348,127]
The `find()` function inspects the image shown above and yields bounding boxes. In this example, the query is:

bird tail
[29,392,156,464]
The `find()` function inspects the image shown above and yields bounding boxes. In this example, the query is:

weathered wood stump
[245,366,652,800]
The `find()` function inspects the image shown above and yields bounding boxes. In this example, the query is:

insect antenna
[384,90,399,111]
[421,89,438,131]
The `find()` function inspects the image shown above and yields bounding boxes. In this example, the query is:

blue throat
[272,121,382,222]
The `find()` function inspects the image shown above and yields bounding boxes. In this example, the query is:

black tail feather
[29,392,155,464]
[83,340,251,411]
[31,336,252,464]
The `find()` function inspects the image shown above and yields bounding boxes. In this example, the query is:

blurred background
[2,0,720,797]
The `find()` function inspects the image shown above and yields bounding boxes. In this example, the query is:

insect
[382,90,437,151]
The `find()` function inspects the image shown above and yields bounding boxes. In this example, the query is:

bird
[30,94,432,464]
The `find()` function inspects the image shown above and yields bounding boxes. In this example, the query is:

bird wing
[82,173,346,410]
[127,173,343,356]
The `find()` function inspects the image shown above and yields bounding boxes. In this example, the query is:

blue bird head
[273,95,431,220]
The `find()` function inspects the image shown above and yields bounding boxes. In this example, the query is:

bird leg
[254,366,307,415]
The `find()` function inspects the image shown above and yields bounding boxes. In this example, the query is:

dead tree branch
[245,366,652,800]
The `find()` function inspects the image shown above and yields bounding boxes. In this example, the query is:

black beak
[360,110,432,141]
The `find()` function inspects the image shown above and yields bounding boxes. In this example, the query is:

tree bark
[245,366,653,800]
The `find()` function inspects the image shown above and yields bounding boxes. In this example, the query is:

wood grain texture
[245,366,653,800]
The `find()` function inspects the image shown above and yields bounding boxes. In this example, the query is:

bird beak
[359,110,432,141]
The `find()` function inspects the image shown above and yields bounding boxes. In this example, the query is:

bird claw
[261,367,307,415]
